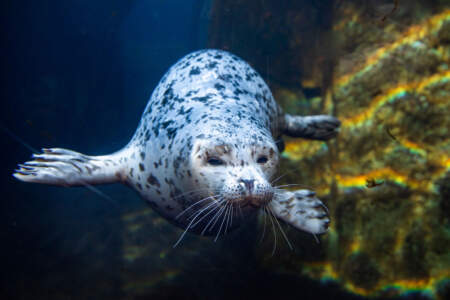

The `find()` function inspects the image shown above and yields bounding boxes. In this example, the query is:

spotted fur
[123,49,284,230]
[14,49,340,237]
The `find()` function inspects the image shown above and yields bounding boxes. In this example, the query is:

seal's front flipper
[283,114,340,141]
[269,189,330,234]
[13,148,128,186]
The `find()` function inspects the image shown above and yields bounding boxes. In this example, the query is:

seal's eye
[257,156,268,164]
[207,157,224,166]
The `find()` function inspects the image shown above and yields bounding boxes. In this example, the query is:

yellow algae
[339,71,450,128]
[267,6,450,300]
[341,85,408,127]
[417,70,450,92]
[333,12,361,31]
[335,10,450,89]
[283,139,324,161]
[344,282,373,297]
[348,235,362,253]
[335,168,431,191]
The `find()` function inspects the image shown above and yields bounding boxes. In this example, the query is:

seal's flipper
[13,148,128,186]
[270,189,330,234]
[283,114,340,141]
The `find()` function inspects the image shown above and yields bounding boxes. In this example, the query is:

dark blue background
[0,0,211,298]
[0,1,368,299]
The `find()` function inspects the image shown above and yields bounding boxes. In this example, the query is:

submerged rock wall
[210,0,450,298]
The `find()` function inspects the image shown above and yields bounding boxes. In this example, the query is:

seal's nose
[239,179,255,194]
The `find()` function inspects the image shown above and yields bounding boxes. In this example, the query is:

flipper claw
[13,147,127,186]
[283,114,341,141]
[270,189,330,235]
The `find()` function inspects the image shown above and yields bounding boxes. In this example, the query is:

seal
[14,49,340,243]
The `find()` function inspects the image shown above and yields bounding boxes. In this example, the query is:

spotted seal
[14,49,340,243]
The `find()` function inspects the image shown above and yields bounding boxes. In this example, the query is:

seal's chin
[228,193,273,208]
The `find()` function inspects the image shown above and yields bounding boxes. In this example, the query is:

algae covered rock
[209,0,450,298]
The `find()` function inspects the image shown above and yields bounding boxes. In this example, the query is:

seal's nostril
[239,179,255,193]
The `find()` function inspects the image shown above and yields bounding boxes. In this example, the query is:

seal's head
[190,136,279,212]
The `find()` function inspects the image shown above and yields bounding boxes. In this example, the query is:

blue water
[1,1,213,298]
[1,1,446,299]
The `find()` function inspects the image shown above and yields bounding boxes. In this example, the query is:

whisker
[187,199,220,222]
[259,208,267,244]
[230,205,234,228]
[223,205,230,234]
[275,183,316,190]
[274,183,304,189]
[208,204,227,236]
[205,203,228,234]
[266,206,277,256]
[191,201,223,228]
[214,204,229,242]
[238,204,243,218]
[313,234,320,244]
[319,202,329,214]
[81,181,118,208]
[173,200,220,248]
[225,204,233,234]
[268,205,293,250]
[269,167,317,187]
[175,194,219,220]
[172,188,215,200]
[1,123,38,153]
[202,203,226,235]
[270,173,286,185]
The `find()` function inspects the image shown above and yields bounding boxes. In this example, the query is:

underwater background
[1,0,449,299]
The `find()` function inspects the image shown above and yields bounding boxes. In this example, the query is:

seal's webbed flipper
[283,114,341,141]
[270,189,330,235]
[13,148,128,187]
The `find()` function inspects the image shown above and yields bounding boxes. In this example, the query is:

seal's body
[14,49,340,238]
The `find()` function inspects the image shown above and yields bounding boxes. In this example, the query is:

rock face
[209,0,450,298]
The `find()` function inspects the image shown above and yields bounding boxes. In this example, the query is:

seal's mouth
[226,193,273,208]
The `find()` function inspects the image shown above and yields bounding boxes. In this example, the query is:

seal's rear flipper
[270,189,330,235]
[13,148,128,186]
[283,114,340,141]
